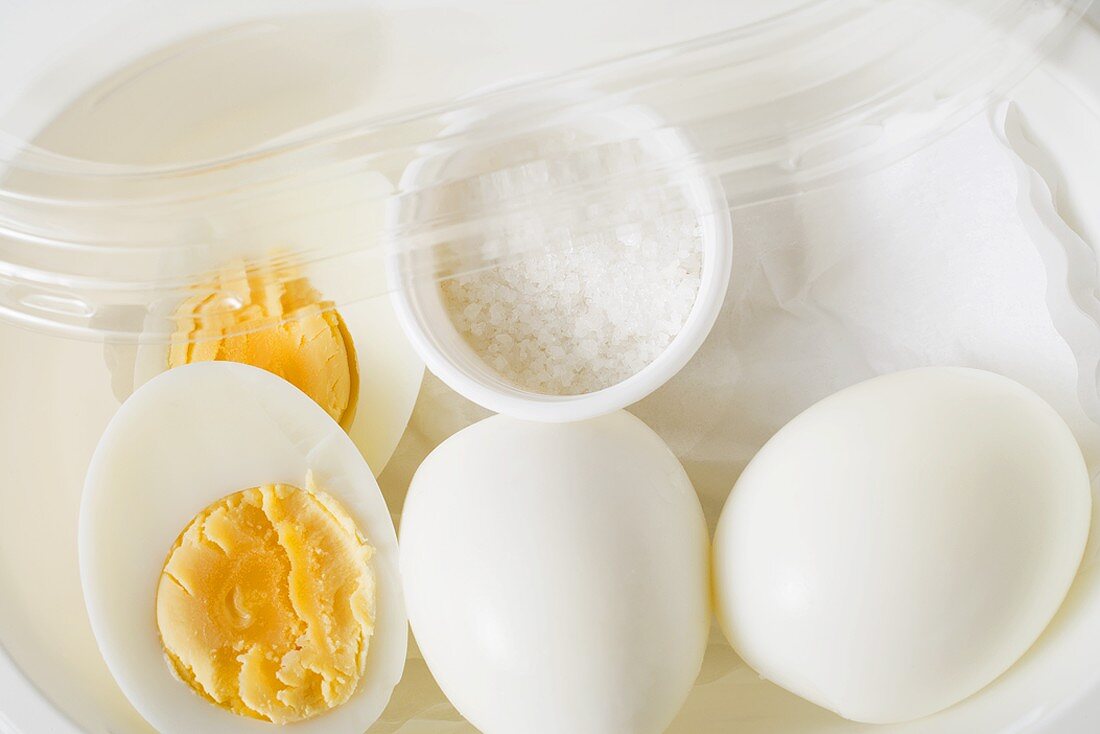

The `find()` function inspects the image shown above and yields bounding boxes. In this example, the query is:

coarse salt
[442,201,703,396]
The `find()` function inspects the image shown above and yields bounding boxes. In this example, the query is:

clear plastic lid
[0,0,1089,340]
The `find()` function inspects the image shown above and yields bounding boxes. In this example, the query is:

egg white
[79,361,407,734]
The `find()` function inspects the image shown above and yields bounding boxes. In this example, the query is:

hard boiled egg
[713,367,1091,723]
[128,273,424,477]
[79,361,407,734]
[400,410,709,734]
[113,170,423,477]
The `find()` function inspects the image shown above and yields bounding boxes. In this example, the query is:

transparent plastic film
[0,0,1089,341]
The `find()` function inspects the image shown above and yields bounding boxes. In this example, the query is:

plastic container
[2,1,1100,733]
[388,100,732,421]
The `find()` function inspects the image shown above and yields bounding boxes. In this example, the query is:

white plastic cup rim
[386,101,732,423]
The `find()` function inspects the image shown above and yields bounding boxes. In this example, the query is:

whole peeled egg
[400,410,710,734]
[713,367,1091,724]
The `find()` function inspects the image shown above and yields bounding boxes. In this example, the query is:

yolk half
[167,262,358,429]
[155,481,375,724]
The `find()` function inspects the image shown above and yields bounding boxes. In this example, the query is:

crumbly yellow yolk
[168,263,358,428]
[155,481,375,724]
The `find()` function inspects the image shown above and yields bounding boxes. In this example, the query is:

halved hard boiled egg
[126,261,424,477]
[108,170,423,478]
[79,361,406,734]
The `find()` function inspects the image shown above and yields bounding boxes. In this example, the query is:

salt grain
[439,133,705,396]
[443,212,703,395]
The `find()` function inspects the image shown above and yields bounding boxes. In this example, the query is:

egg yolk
[155,481,375,724]
[167,262,358,429]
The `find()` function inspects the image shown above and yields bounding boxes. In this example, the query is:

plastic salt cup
[388,100,732,423]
